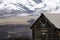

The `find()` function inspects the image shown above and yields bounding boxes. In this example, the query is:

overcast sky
[0,0,59,17]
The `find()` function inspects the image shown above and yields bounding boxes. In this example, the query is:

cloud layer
[0,0,60,17]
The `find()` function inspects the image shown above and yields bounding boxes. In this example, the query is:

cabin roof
[30,13,60,29]
[44,13,60,29]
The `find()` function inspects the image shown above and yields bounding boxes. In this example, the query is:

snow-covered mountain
[0,0,60,18]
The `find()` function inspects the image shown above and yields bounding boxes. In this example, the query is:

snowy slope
[0,0,60,17]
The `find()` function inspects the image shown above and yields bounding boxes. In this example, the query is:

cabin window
[40,29,48,40]
[41,32,48,40]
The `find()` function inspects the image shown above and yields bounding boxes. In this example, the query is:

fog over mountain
[0,0,60,18]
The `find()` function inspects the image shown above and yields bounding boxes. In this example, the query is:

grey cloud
[33,0,42,3]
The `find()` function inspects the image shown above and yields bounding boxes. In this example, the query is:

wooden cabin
[30,13,60,40]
